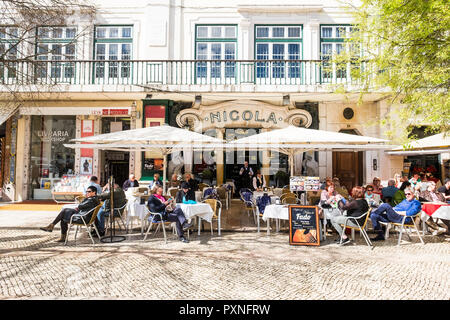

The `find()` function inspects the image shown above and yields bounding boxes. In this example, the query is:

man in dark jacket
[175,182,196,203]
[40,186,100,242]
[147,186,192,243]
[95,184,127,236]
[122,174,139,191]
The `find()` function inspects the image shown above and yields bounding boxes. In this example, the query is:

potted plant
[201,168,214,184]
[275,170,289,187]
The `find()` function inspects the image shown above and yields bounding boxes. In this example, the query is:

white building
[1,0,411,201]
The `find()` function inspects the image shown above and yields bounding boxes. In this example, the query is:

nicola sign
[205,110,280,124]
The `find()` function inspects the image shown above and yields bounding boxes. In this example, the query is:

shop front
[30,115,76,199]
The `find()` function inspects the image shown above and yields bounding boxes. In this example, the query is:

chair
[138,187,149,194]
[216,186,229,210]
[74,195,85,204]
[64,203,103,246]
[239,189,255,220]
[105,200,128,233]
[167,187,179,198]
[281,188,291,195]
[199,199,222,236]
[281,196,297,205]
[380,212,425,246]
[280,193,298,204]
[142,208,168,244]
[198,183,210,192]
[338,208,374,248]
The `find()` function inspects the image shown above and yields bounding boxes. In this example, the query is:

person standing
[122,174,139,191]
[239,160,254,191]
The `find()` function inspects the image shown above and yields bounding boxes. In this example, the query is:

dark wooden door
[332,151,363,192]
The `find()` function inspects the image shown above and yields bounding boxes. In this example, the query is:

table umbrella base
[100,235,126,243]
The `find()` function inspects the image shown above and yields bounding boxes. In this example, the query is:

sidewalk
[0,207,449,299]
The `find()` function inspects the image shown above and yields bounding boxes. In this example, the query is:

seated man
[370,187,421,241]
[149,173,163,193]
[40,186,100,242]
[175,182,195,203]
[147,186,192,243]
[381,179,398,203]
[95,183,127,237]
[122,174,139,191]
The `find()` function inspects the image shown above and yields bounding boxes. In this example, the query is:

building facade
[1,0,412,201]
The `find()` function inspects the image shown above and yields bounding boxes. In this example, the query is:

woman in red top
[372,177,382,195]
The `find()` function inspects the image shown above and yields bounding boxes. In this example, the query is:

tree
[336,0,449,142]
[0,0,96,123]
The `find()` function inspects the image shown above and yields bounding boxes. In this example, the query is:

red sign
[102,109,129,116]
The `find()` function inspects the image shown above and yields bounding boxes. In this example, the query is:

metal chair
[65,203,103,246]
[74,195,85,204]
[380,212,425,246]
[338,208,374,248]
[199,199,222,236]
[281,196,297,205]
[104,200,128,234]
[167,187,178,198]
[198,183,210,192]
[142,208,168,244]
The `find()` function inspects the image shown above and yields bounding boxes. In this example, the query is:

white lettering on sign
[37,130,70,142]
[208,110,279,124]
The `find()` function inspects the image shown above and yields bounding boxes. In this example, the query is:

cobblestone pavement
[0,210,449,300]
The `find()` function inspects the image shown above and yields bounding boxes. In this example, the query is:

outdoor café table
[175,203,214,235]
[420,202,450,233]
[126,202,148,235]
[252,191,278,204]
[261,204,288,235]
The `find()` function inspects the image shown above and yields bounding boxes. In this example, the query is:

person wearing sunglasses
[370,187,421,241]
[40,186,100,242]
[364,185,381,208]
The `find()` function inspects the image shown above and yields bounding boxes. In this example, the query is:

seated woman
[320,182,342,209]
[175,182,196,203]
[364,185,381,208]
[147,186,192,243]
[332,177,349,199]
[168,173,181,189]
[372,177,382,195]
[330,186,369,246]
[391,181,411,206]
[252,171,266,191]
[419,181,449,235]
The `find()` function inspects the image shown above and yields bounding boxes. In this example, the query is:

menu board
[290,176,321,192]
[289,205,320,246]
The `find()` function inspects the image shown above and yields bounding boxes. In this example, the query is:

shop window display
[30,116,75,199]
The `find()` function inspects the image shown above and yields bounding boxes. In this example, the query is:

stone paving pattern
[0,207,449,300]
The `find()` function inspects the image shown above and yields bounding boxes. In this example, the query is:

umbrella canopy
[386,132,450,156]
[226,126,391,174]
[66,124,224,191]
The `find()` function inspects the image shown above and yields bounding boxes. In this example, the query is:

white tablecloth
[127,202,148,219]
[421,205,450,225]
[176,203,214,223]
[262,204,289,221]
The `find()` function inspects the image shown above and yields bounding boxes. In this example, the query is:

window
[0,27,19,80]
[94,25,133,81]
[255,25,302,81]
[320,25,358,83]
[195,25,237,82]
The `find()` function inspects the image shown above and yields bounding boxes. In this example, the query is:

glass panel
[121,44,131,78]
[210,43,221,78]
[272,27,285,38]
[122,27,132,38]
[336,43,344,54]
[53,28,63,38]
[38,28,50,39]
[211,27,222,38]
[109,28,119,38]
[224,26,236,38]
[224,43,235,78]
[51,44,62,56]
[197,26,208,38]
[272,43,285,78]
[336,27,346,38]
[321,43,332,57]
[9,28,18,38]
[108,44,118,78]
[95,44,105,78]
[256,27,269,38]
[66,28,76,39]
[321,27,332,38]
[96,27,106,38]
[65,44,75,57]
[256,43,269,78]
[288,27,301,38]
[288,43,300,78]
[196,43,207,78]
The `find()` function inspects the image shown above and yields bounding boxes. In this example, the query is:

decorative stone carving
[176,100,312,130]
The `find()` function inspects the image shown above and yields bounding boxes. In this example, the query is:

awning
[386,148,450,156]
[0,103,19,126]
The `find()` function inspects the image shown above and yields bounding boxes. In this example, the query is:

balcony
[0,59,369,93]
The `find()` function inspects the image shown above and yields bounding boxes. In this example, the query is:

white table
[176,203,214,223]
[261,204,289,235]
[126,202,149,235]
[420,203,450,234]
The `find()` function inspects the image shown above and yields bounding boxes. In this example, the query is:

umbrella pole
[163,154,167,194]
[290,153,294,177]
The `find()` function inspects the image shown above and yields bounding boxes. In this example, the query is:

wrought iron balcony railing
[0,59,367,87]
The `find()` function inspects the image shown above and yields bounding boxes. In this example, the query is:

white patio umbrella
[65,124,224,191]
[226,126,391,175]
[386,132,450,156]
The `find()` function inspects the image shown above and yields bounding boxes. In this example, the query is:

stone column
[15,115,31,201]
[216,129,224,185]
